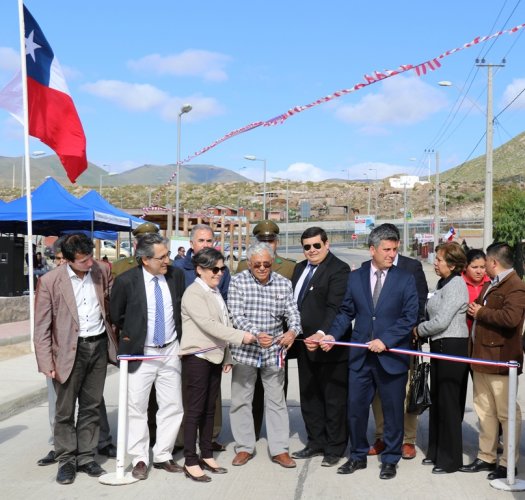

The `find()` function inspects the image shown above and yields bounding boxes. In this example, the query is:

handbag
[407,345,431,415]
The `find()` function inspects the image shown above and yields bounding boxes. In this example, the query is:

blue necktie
[153,276,165,346]
[297,264,317,307]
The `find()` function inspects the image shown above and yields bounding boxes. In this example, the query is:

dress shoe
[368,439,386,456]
[56,462,76,485]
[432,467,450,474]
[153,459,183,473]
[211,441,226,452]
[183,465,211,483]
[77,461,106,477]
[337,459,367,475]
[380,462,397,480]
[97,443,117,458]
[401,443,416,460]
[272,452,296,468]
[487,465,517,480]
[421,458,434,466]
[232,451,254,466]
[132,461,148,480]
[459,458,496,473]
[292,446,323,459]
[199,458,227,474]
[321,454,340,467]
[37,450,57,466]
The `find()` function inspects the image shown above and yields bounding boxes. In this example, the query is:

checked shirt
[228,270,302,368]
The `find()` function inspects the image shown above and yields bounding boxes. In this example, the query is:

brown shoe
[132,461,148,480]
[368,439,385,456]
[232,451,254,466]
[402,443,416,460]
[153,459,183,473]
[272,452,296,469]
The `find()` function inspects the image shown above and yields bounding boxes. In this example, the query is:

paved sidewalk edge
[0,387,47,422]
[0,334,30,347]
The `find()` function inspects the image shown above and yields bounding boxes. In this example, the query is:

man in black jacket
[110,233,185,480]
[290,227,351,467]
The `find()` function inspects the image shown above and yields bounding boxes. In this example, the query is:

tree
[493,187,525,278]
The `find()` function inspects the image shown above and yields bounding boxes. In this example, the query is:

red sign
[352,234,358,240]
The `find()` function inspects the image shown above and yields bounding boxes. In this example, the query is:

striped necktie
[153,276,165,346]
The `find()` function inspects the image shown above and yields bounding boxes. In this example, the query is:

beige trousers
[473,371,521,468]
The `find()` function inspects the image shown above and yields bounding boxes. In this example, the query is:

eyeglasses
[150,251,171,262]
[252,262,272,269]
[303,242,322,251]
[211,266,227,275]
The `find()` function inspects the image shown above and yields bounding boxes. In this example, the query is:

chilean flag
[24,5,87,182]
[446,226,456,242]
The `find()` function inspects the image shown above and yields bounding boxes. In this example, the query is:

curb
[0,334,30,347]
[0,386,48,422]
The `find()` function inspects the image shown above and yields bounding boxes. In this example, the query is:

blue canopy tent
[0,177,133,235]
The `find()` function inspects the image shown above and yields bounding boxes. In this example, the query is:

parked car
[223,244,247,261]
[120,240,132,252]
[99,240,130,261]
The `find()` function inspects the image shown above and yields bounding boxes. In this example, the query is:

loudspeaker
[0,236,25,296]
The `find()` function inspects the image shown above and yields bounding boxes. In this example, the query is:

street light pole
[433,151,440,251]
[176,103,192,236]
[273,177,289,256]
[363,172,371,215]
[244,155,267,217]
[369,168,378,218]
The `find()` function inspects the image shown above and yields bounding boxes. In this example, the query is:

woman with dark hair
[462,249,490,334]
[179,248,255,482]
[414,242,469,474]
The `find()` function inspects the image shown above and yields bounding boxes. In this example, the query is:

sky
[1,1,525,184]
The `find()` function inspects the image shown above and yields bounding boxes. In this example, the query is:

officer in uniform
[236,220,295,279]
[235,220,296,439]
[111,222,160,277]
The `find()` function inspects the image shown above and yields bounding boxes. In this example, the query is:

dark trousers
[252,362,289,439]
[181,355,222,466]
[298,345,348,456]
[349,353,407,464]
[427,337,469,472]
[53,337,108,466]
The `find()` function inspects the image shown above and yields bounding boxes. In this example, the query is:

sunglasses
[211,266,227,275]
[252,262,272,269]
[303,242,322,251]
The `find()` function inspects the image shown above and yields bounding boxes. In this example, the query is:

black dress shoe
[183,465,212,483]
[459,458,496,473]
[77,461,106,477]
[337,459,367,474]
[432,466,451,474]
[291,447,324,459]
[421,458,434,466]
[37,450,57,466]
[211,441,226,452]
[153,459,184,473]
[97,443,117,458]
[199,458,227,474]
[56,462,76,485]
[487,465,517,480]
[321,454,340,467]
[380,463,397,480]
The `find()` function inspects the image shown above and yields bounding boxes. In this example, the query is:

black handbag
[407,348,431,415]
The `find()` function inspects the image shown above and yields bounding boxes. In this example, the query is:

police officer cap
[253,220,279,241]
[132,221,159,237]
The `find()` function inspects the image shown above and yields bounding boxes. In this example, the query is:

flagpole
[18,0,35,351]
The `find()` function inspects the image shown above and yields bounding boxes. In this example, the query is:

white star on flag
[25,30,41,62]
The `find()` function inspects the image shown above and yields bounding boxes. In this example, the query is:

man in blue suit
[321,224,418,480]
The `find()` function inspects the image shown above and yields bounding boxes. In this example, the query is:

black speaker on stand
[0,236,26,296]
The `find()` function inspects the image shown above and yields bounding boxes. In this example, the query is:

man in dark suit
[322,224,418,480]
[369,223,428,460]
[110,233,185,481]
[34,233,116,485]
[290,226,350,468]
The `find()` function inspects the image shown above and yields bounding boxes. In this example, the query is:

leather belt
[146,340,175,349]
[78,332,107,343]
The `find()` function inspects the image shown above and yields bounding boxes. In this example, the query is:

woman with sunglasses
[179,248,256,482]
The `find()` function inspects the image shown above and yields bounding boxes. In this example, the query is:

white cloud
[128,49,232,82]
[346,161,411,180]
[502,78,525,110]
[273,162,331,182]
[81,79,224,121]
[0,47,19,73]
[335,75,447,126]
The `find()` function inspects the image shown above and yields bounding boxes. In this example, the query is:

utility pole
[433,151,440,252]
[476,59,505,250]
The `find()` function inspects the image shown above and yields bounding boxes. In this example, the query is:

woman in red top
[462,248,490,334]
